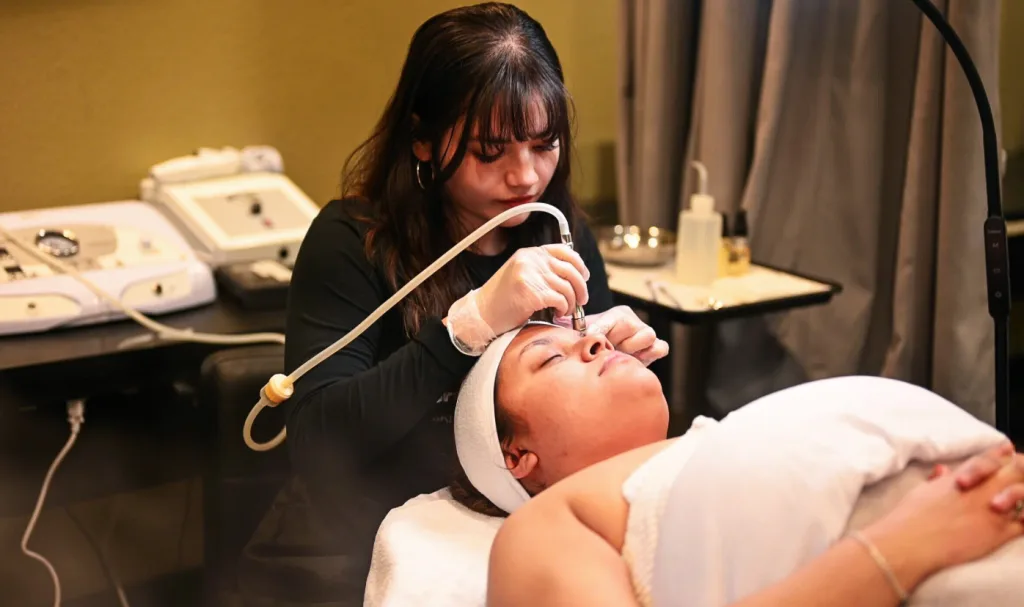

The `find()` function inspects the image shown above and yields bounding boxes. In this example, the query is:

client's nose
[580,333,612,362]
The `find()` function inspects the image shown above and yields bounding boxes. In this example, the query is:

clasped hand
[865,441,1024,580]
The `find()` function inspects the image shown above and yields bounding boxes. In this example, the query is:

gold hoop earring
[415,161,434,190]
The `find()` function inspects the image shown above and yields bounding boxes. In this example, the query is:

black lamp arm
[908,0,1011,436]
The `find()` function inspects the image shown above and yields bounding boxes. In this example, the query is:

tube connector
[67,399,85,431]
[263,373,294,405]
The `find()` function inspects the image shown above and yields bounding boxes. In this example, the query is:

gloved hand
[447,244,590,352]
[576,305,669,366]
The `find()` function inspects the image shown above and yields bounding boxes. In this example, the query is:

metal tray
[596,225,675,267]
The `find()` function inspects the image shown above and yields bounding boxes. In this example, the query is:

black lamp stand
[909,0,1011,436]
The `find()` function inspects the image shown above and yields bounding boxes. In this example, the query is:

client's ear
[504,449,538,480]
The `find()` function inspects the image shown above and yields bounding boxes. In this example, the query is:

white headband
[454,322,553,514]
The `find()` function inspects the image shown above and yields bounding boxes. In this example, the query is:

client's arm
[488,444,1024,607]
[730,446,1024,607]
[726,533,926,607]
[487,498,914,607]
[487,498,638,607]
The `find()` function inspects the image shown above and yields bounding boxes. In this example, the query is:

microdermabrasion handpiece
[571,306,587,334]
[560,231,588,335]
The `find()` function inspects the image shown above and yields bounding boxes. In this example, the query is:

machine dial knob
[35,229,79,257]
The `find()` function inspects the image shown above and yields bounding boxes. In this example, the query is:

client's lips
[499,195,536,206]
[599,351,630,376]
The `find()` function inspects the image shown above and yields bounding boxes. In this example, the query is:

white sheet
[364,488,502,607]
[648,376,1009,606]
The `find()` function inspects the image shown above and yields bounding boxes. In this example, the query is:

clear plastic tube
[248,202,571,451]
[296,202,566,379]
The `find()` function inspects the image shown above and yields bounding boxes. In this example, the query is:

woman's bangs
[469,68,570,145]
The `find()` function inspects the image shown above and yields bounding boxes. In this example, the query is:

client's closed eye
[540,354,561,368]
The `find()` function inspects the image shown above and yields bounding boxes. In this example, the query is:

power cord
[20,400,87,607]
[66,500,130,607]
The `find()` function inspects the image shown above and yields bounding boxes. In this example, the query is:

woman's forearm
[729,533,930,607]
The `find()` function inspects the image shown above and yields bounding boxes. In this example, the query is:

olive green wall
[0,0,618,212]
[1002,0,1024,152]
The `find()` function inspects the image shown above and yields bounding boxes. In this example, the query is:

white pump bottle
[675,160,722,286]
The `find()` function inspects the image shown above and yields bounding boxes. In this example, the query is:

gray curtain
[617,0,1003,422]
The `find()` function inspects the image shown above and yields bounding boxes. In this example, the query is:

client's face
[496,324,669,489]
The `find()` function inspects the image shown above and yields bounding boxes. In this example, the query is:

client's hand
[931,441,1023,515]
[570,305,669,366]
[865,444,1024,581]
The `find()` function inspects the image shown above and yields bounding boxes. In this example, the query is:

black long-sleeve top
[256,198,613,602]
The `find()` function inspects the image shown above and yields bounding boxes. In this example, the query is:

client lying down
[368,321,1024,606]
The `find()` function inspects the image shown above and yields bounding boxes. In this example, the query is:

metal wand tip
[571,311,587,334]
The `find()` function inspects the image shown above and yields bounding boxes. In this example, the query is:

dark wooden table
[0,296,286,373]
[605,261,843,435]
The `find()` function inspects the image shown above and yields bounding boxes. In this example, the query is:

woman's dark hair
[341,2,582,335]
[449,372,525,518]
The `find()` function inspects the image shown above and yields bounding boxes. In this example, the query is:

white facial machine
[0,200,216,337]
[140,146,321,268]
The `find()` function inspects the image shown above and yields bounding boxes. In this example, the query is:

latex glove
[447,244,590,352]
[578,305,669,366]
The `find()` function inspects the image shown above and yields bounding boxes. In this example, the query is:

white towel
[646,376,1008,607]
[364,488,502,607]
[621,416,718,606]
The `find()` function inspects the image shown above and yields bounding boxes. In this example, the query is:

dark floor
[65,569,204,607]
[0,354,211,607]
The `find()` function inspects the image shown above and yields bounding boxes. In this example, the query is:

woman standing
[241,4,668,605]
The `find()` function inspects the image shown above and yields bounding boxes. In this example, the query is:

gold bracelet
[848,530,909,605]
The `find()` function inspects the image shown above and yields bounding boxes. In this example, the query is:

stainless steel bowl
[596,225,675,267]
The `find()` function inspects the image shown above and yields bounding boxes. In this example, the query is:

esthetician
[239,4,669,605]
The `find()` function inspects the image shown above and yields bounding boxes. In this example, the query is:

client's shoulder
[560,438,678,499]
[514,438,678,550]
